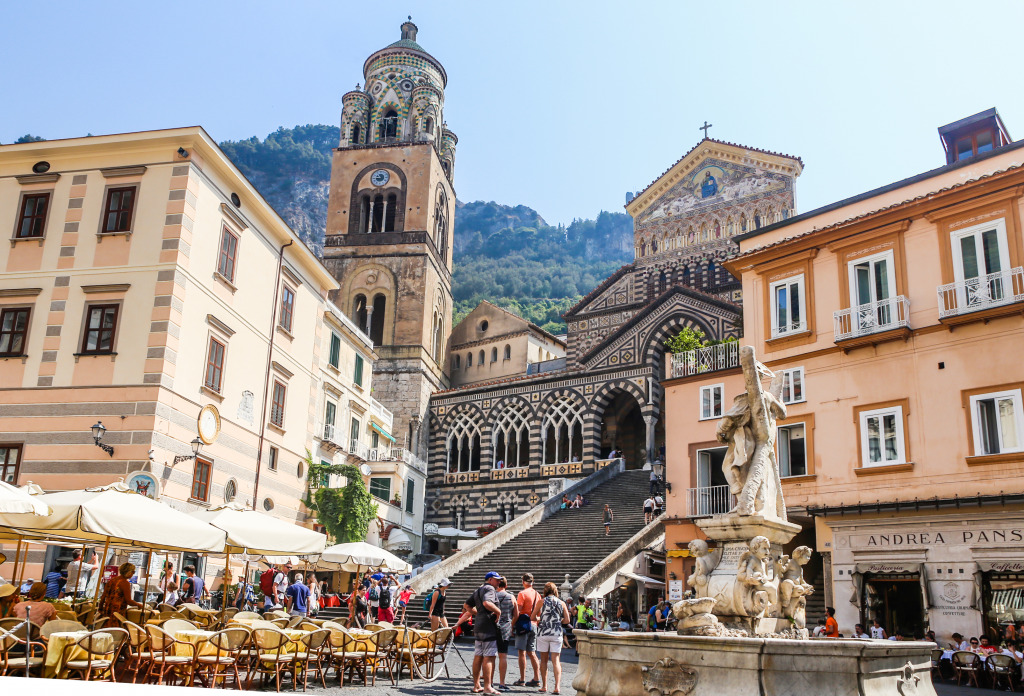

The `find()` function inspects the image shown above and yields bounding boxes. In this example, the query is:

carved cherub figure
[737,535,776,616]
[686,539,723,594]
[776,546,814,627]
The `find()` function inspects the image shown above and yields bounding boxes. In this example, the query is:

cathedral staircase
[403,468,652,627]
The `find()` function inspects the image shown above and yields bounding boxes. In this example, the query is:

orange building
[662,109,1024,642]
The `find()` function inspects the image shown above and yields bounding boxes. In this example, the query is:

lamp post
[90,421,114,457]
[174,437,203,465]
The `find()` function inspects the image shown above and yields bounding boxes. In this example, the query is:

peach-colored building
[0,128,339,579]
[662,109,1024,641]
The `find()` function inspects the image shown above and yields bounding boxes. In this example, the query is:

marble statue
[717,346,787,519]
[736,535,777,618]
[776,545,815,628]
[685,539,722,593]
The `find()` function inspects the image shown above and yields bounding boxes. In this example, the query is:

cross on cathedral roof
[700,121,713,138]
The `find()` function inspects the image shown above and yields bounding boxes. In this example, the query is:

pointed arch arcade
[492,399,532,469]
[541,394,585,465]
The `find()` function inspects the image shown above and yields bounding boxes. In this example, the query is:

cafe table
[44,630,114,678]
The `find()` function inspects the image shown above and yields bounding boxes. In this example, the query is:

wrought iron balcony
[937,267,1024,319]
[833,296,910,342]
[320,423,345,451]
[685,485,735,518]
[670,342,739,379]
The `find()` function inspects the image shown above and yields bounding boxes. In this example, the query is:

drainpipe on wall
[252,240,293,509]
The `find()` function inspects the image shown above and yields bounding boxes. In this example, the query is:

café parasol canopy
[0,480,227,553]
[190,502,327,557]
[0,480,51,516]
[319,541,411,573]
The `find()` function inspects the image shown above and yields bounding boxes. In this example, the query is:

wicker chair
[249,628,295,692]
[234,611,262,621]
[194,626,251,690]
[40,619,87,638]
[330,628,367,685]
[0,621,46,677]
[62,627,128,682]
[162,618,198,634]
[425,627,453,679]
[294,628,331,691]
[121,620,157,684]
[952,650,982,687]
[366,628,398,686]
[986,653,1017,691]
[143,624,197,686]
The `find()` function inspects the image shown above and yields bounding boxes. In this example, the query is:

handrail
[572,513,666,600]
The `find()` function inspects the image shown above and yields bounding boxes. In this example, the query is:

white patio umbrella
[0,481,51,516]
[189,503,327,557]
[319,541,411,573]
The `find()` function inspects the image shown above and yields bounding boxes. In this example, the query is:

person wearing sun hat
[467,571,503,695]
[0,583,16,619]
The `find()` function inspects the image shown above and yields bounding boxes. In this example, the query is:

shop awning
[384,528,412,552]
[849,561,931,610]
[586,573,619,599]
[667,549,691,558]
[371,422,396,442]
[617,571,665,588]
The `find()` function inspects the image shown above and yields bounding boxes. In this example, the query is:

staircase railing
[408,459,626,594]
[572,513,666,600]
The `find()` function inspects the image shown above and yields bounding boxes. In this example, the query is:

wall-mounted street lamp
[91,421,114,457]
[173,437,203,465]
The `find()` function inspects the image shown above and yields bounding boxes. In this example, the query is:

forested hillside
[217,126,637,333]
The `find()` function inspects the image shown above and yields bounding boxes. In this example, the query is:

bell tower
[323,19,456,458]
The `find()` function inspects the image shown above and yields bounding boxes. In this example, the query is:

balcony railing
[670,342,739,379]
[321,423,345,450]
[350,439,369,460]
[370,398,394,431]
[833,296,910,342]
[770,320,807,340]
[938,267,1024,318]
[685,485,734,518]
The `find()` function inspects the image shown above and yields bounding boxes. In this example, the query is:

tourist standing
[398,585,413,624]
[377,574,397,624]
[429,577,450,630]
[285,573,310,617]
[514,573,541,687]
[649,469,660,495]
[98,564,142,627]
[368,576,381,622]
[603,504,614,536]
[531,581,570,694]
[66,549,100,599]
[43,567,64,598]
[469,571,503,696]
[495,576,518,691]
[307,573,321,617]
[825,607,839,638]
[643,496,655,525]
[181,565,208,606]
[575,598,595,630]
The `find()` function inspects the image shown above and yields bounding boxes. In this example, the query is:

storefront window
[983,573,1024,639]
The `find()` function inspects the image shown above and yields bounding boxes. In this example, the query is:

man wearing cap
[467,571,502,695]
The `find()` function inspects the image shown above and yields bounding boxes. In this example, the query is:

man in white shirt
[263,562,291,609]
[65,550,99,598]
[852,623,870,639]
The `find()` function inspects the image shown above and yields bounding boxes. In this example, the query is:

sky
[3,1,1024,226]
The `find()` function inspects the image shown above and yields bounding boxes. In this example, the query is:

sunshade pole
[10,538,23,586]
[219,552,231,627]
[241,559,251,612]
[140,550,150,607]
[93,536,112,605]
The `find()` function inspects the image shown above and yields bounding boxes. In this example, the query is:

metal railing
[670,342,740,379]
[686,485,735,518]
[770,319,807,339]
[833,296,910,341]
[370,398,394,431]
[322,423,344,448]
[938,267,1024,318]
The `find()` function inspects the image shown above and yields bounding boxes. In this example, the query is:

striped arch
[640,311,720,381]
[585,379,650,461]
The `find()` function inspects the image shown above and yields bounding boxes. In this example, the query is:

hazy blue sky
[3,1,1023,226]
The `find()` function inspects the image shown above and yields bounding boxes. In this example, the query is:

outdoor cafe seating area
[0,479,440,690]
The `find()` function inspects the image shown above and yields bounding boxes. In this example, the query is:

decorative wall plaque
[641,658,697,696]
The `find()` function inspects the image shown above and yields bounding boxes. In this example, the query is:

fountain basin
[572,630,936,696]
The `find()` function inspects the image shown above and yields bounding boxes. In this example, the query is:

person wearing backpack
[260,561,289,609]
[513,572,541,688]
[377,574,398,623]
[367,577,381,621]
[429,578,450,630]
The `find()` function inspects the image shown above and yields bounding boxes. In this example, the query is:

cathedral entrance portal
[599,391,646,470]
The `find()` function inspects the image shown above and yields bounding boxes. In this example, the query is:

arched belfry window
[446,411,482,473]
[432,311,443,363]
[478,349,485,366]
[353,294,368,335]
[385,193,397,232]
[491,347,498,363]
[542,395,585,465]
[380,110,398,141]
[351,123,361,144]
[434,188,449,260]
[370,293,386,345]
[425,116,434,136]
[503,344,511,360]
[493,401,531,468]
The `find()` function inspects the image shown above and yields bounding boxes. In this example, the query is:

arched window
[682,266,691,287]
[740,215,748,232]
[379,109,398,141]
[432,311,442,362]
[542,395,585,465]
[478,349,485,366]
[727,218,735,235]
[454,354,461,370]
[425,116,434,135]
[434,188,449,260]
[370,293,386,345]
[353,294,368,335]
[754,212,762,229]
[442,161,451,177]
[351,123,361,144]
[384,193,397,232]
[651,239,658,253]
[467,352,473,367]
[492,401,531,468]
[503,344,511,360]
[446,411,481,472]
[714,221,722,238]
[491,347,498,363]
[707,262,717,287]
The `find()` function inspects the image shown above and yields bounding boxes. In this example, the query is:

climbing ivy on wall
[306,454,378,543]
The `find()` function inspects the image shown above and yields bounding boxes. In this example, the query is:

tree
[14,134,45,144]
[664,326,708,354]
[307,456,378,543]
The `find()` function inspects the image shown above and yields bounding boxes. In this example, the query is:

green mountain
[218,125,634,332]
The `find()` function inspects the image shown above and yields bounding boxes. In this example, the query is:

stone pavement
[252,642,580,695]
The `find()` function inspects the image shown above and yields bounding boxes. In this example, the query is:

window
[81,304,119,354]
[951,219,1011,308]
[353,354,364,386]
[217,227,239,282]
[454,354,461,369]
[859,406,906,467]
[478,349,485,366]
[270,381,286,427]
[0,444,22,485]
[0,308,30,357]
[204,337,226,392]
[369,477,391,501]
[770,275,806,337]
[970,390,1023,456]
[491,347,498,363]
[380,110,399,141]
[329,333,341,369]
[777,424,807,477]
[699,384,724,420]
[467,352,473,367]
[350,417,361,447]
[191,458,212,502]
[780,367,805,404]
[16,192,50,239]
[102,186,136,233]
[371,429,379,449]
[955,130,997,161]
[268,446,279,471]
[848,251,896,330]
[503,345,511,360]
[406,478,415,513]
[351,123,361,144]
[323,401,337,439]
[279,285,295,332]
[224,479,237,502]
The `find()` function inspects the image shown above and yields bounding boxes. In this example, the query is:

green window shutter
[329,333,341,368]
[354,354,364,386]
[406,478,414,513]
